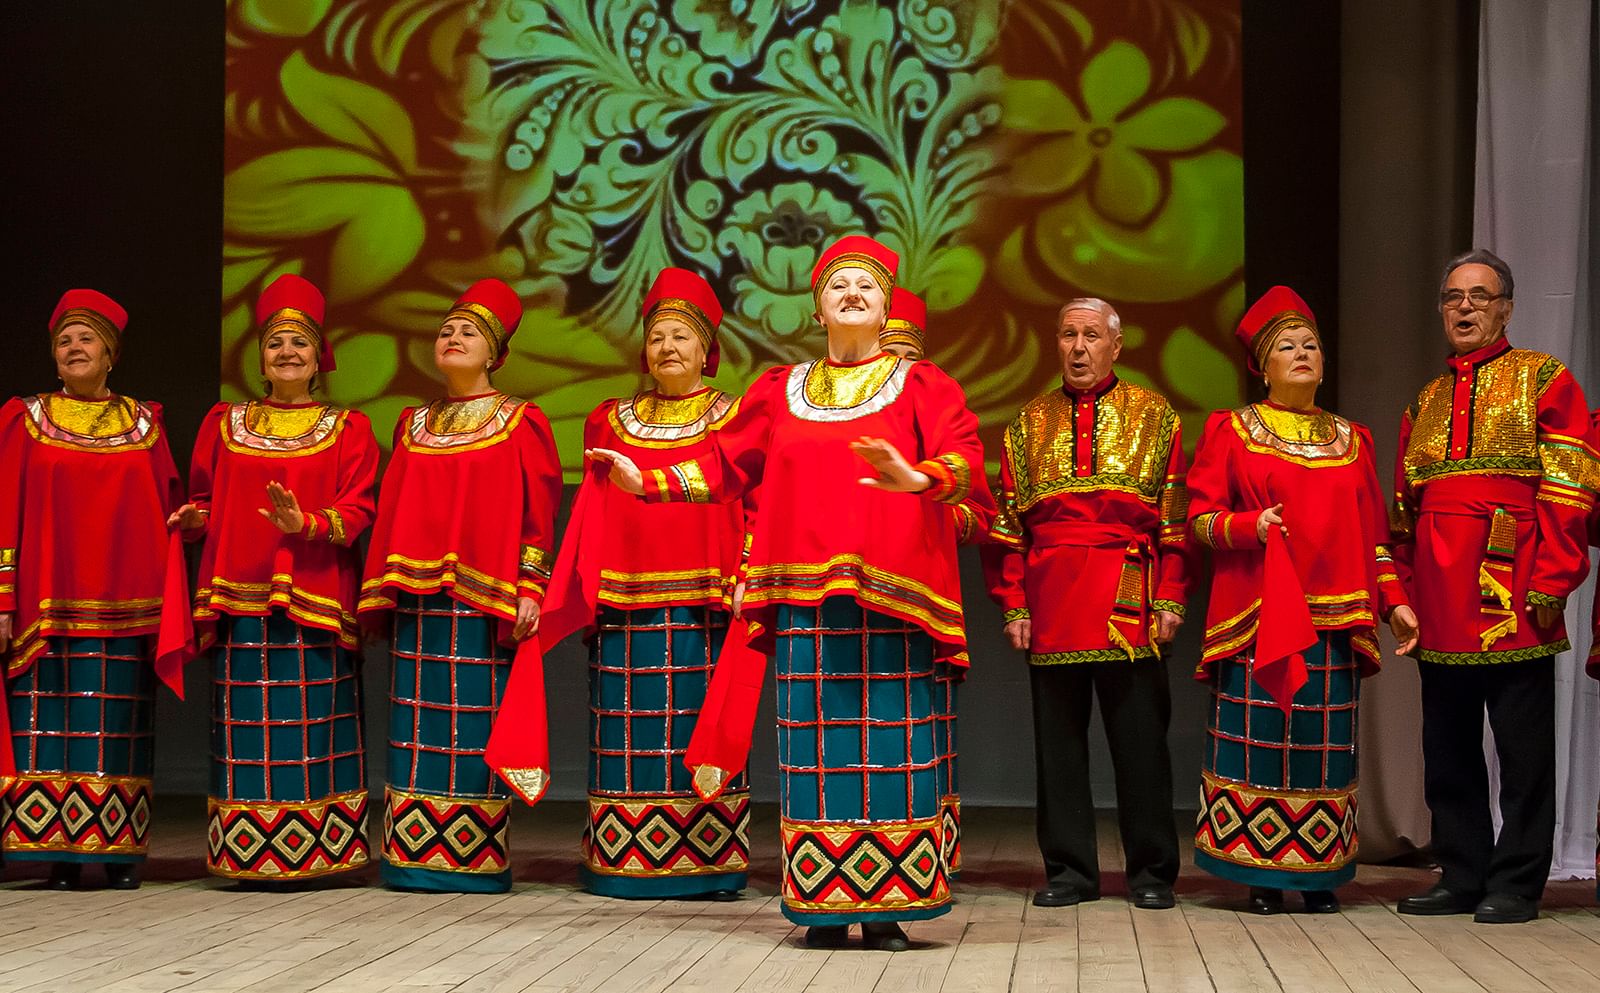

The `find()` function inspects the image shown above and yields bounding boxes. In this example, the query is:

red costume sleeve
[299,411,378,547]
[1527,368,1598,607]
[641,369,781,505]
[980,439,1028,620]
[907,363,985,506]
[0,400,24,612]
[516,404,564,603]
[146,402,185,518]
[184,402,229,542]
[1352,424,1407,618]
[1152,419,1196,614]
[1388,405,1418,599]
[1187,411,1261,551]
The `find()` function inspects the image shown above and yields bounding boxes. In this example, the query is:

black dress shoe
[1130,885,1176,910]
[46,862,81,890]
[1247,887,1284,915]
[1473,892,1538,924]
[1301,889,1339,914]
[104,863,141,890]
[1033,885,1097,908]
[704,888,741,902]
[1398,884,1480,916]
[804,925,850,948]
[861,921,910,952]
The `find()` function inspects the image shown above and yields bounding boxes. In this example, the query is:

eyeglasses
[1439,288,1506,310]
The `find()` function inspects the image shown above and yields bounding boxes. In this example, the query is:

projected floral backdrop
[223,0,1244,474]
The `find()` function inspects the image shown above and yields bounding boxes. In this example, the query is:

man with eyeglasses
[1390,249,1598,924]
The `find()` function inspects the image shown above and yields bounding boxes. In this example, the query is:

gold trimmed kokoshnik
[52,306,122,360]
[811,252,896,307]
[448,302,506,358]
[259,306,323,355]
[646,297,716,352]
[879,318,924,355]
[1249,313,1318,371]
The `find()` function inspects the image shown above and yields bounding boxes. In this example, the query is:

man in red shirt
[984,298,1195,910]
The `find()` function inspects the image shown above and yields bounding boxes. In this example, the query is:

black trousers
[1029,659,1180,893]
[1418,657,1556,900]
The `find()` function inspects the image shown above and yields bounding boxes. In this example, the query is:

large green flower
[1001,40,1224,226]
[716,183,861,338]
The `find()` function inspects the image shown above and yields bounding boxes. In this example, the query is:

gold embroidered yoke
[983,378,1195,663]
[1391,340,1597,662]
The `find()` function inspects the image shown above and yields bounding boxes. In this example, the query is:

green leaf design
[236,0,335,38]
[324,332,400,406]
[224,146,425,303]
[280,51,418,172]
[1160,325,1240,411]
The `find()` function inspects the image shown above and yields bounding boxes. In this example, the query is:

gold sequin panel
[610,390,735,447]
[1006,382,1177,513]
[405,394,523,452]
[1403,351,1558,485]
[1232,404,1355,466]
[784,355,910,422]
[223,402,343,456]
[22,394,158,450]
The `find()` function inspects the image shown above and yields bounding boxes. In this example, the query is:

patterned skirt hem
[205,790,370,880]
[1193,849,1357,891]
[379,860,511,894]
[581,866,748,899]
[3,774,152,859]
[780,902,952,926]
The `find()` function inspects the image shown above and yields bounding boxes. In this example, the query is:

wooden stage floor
[0,802,1594,993]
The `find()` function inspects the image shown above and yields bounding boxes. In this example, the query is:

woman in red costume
[165,274,377,885]
[1187,286,1417,914]
[0,290,181,889]
[591,236,986,951]
[360,279,562,893]
[877,287,981,879]
[542,268,750,899]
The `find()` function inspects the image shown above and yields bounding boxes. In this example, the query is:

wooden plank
[1075,900,1146,993]
[1178,901,1280,993]
[1291,911,1419,993]
[659,899,799,993]
[448,897,663,993]
[591,895,777,993]
[1011,919,1081,993]
[942,920,1024,993]
[731,927,829,993]
[1465,919,1600,992]
[871,892,976,993]
[1337,895,1497,991]
[1131,904,1214,993]
[1236,912,1353,993]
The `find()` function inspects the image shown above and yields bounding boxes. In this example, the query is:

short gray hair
[1439,249,1514,301]
[1058,297,1122,335]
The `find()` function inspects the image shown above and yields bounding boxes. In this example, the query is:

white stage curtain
[1474,0,1599,881]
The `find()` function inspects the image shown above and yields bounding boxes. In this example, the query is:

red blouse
[360,392,562,625]
[542,388,745,647]
[183,400,378,651]
[0,393,182,674]
[1187,402,1406,677]
[639,353,985,663]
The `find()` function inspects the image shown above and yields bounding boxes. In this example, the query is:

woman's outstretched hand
[586,448,644,495]
[849,436,931,493]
